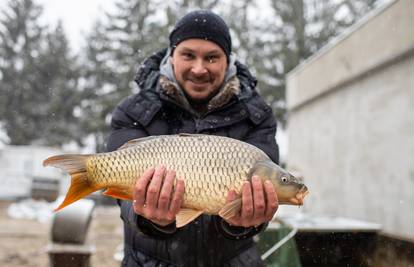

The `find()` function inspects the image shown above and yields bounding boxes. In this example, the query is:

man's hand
[132,165,185,226]
[224,175,278,227]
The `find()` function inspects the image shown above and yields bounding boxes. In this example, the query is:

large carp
[44,134,308,227]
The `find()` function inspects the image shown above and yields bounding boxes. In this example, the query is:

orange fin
[103,187,133,201]
[176,209,203,228]
[218,198,242,221]
[43,154,100,211]
[54,171,99,211]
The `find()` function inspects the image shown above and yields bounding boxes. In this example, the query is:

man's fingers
[145,165,165,211]
[169,179,185,215]
[252,176,265,218]
[241,181,253,220]
[264,180,278,221]
[157,169,175,211]
[133,167,155,211]
[226,189,237,203]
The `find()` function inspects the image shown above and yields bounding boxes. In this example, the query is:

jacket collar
[158,75,240,116]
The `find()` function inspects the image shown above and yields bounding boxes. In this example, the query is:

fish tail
[43,154,100,211]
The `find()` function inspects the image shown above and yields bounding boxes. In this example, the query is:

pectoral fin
[103,186,133,201]
[218,198,242,221]
[176,209,203,228]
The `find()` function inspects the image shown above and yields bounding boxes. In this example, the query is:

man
[107,10,280,267]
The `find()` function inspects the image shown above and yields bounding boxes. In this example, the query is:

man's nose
[191,59,208,75]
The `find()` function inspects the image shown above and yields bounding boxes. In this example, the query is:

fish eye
[281,176,288,183]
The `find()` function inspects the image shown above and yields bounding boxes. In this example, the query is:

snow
[270,208,382,232]
[7,198,55,224]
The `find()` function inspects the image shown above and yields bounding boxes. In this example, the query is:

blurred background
[0,0,413,266]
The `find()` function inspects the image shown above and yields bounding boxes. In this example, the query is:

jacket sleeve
[244,107,279,164]
[217,100,279,240]
[215,217,267,240]
[106,96,178,239]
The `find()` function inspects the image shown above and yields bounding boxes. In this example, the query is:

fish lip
[291,187,309,205]
[299,184,308,192]
[284,197,303,206]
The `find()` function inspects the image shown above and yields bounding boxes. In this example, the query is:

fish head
[249,160,309,205]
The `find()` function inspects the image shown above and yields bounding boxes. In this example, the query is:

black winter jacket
[107,49,279,267]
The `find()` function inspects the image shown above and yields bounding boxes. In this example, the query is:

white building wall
[286,0,414,240]
[0,146,67,199]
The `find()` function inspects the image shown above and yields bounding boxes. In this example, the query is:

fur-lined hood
[158,75,240,115]
[134,48,258,116]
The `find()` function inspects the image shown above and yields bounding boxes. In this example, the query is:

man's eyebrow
[205,50,222,55]
[178,47,195,53]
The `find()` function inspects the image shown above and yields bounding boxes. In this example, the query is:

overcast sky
[36,0,116,49]
[0,0,116,51]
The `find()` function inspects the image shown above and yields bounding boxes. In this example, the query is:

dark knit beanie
[169,10,232,60]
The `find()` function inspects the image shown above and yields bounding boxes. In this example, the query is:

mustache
[185,74,211,83]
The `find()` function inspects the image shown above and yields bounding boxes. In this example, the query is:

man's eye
[182,53,194,59]
[207,55,218,63]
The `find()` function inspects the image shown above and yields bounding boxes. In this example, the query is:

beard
[182,88,217,104]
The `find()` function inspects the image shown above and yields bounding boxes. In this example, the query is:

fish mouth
[287,186,309,205]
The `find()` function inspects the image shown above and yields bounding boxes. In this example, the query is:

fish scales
[87,135,267,213]
[43,134,309,227]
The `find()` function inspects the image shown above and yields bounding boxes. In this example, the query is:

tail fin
[43,154,100,211]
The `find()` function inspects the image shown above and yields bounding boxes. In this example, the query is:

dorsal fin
[118,134,208,150]
[178,133,208,138]
[117,136,160,150]
[179,133,197,137]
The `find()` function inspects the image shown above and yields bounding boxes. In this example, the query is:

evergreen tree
[36,22,83,146]
[81,0,168,151]
[0,0,82,146]
[0,0,47,145]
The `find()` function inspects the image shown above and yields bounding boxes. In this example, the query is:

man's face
[171,39,228,103]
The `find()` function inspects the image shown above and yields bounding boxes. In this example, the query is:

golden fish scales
[87,134,268,214]
[43,134,308,227]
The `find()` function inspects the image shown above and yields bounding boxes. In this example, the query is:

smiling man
[107,10,280,267]
[171,39,227,103]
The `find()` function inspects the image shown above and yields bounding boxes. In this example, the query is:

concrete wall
[0,146,67,199]
[286,0,414,240]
